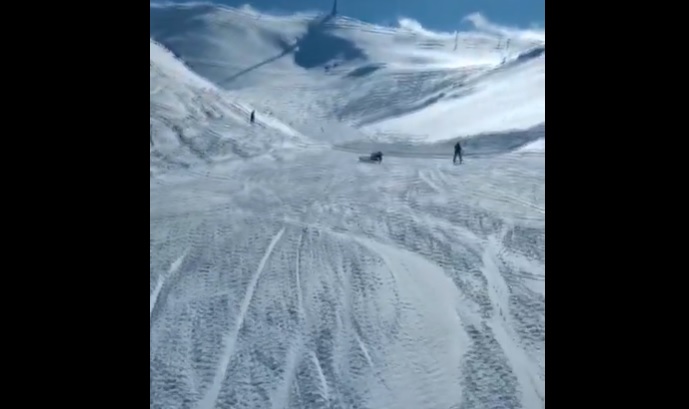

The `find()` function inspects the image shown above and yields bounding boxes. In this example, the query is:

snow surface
[151,3,544,409]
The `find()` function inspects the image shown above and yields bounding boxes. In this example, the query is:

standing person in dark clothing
[453,141,462,164]
[250,110,255,123]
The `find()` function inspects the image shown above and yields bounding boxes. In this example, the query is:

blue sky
[154,1,545,33]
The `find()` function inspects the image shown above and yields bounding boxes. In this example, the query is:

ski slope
[150,3,544,409]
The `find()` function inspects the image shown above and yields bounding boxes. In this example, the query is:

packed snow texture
[150,3,544,409]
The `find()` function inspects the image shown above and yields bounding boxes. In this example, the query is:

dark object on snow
[250,110,255,123]
[453,141,462,164]
[358,151,383,163]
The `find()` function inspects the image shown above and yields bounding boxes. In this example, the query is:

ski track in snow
[151,4,544,409]
[150,250,187,318]
[197,227,285,409]
[151,151,544,409]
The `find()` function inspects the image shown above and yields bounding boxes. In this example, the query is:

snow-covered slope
[150,2,544,143]
[150,39,311,176]
[150,3,545,409]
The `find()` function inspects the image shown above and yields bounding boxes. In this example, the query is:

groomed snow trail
[150,149,544,409]
[151,4,544,409]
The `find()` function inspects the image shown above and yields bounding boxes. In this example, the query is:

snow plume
[394,13,544,44]
[396,17,456,38]
[464,12,545,43]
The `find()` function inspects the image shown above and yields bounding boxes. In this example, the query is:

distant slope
[150,3,544,147]
[361,55,544,142]
[150,40,308,177]
[335,123,545,159]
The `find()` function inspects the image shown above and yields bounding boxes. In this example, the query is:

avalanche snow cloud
[150,3,544,409]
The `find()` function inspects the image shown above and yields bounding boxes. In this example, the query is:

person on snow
[250,110,255,123]
[453,141,462,164]
[370,151,383,163]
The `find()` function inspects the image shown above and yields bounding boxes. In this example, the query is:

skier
[370,151,383,163]
[453,141,462,164]
[250,110,255,123]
